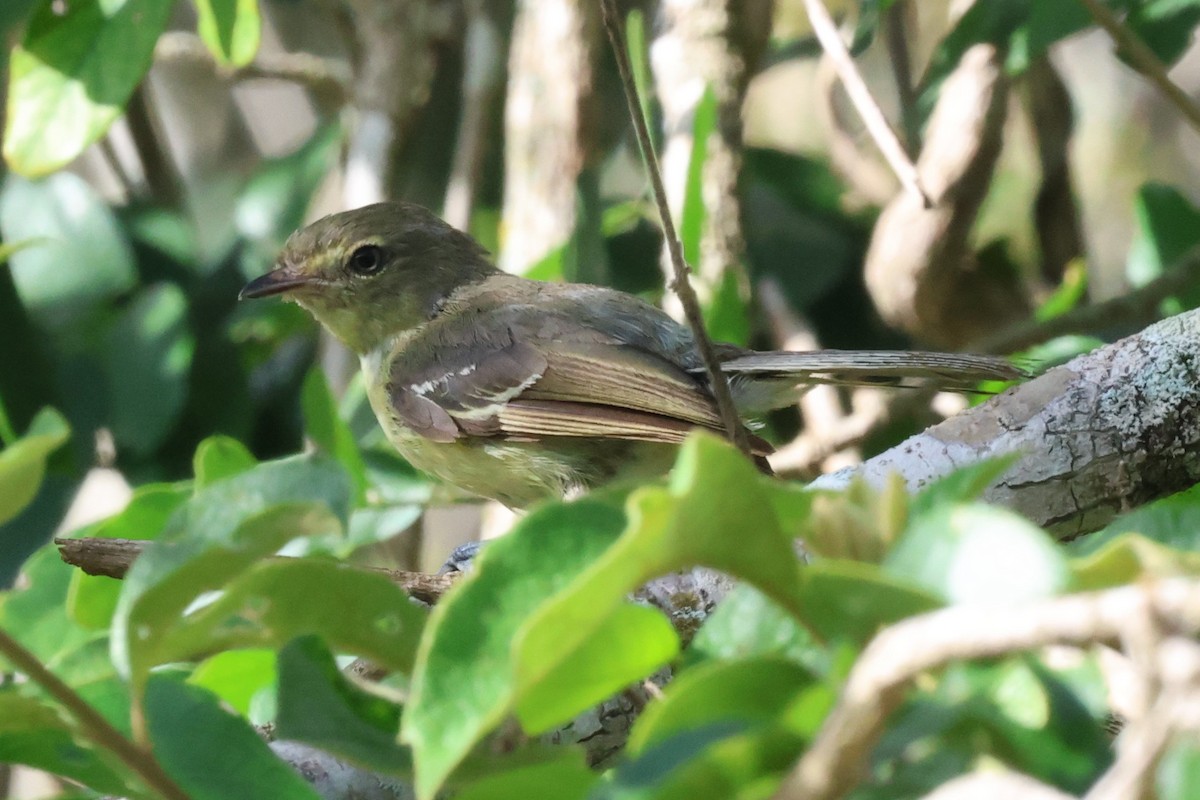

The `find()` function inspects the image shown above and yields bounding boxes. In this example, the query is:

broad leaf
[0,407,69,527]
[194,0,261,67]
[104,284,196,456]
[145,675,323,800]
[275,636,410,774]
[4,0,173,176]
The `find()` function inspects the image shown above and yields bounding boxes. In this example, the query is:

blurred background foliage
[3,0,1200,798]
[6,0,1200,578]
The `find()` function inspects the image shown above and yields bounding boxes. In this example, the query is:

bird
[241,202,1024,508]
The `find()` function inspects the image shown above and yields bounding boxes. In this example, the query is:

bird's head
[240,202,496,354]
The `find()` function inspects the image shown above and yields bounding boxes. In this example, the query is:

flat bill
[239,270,316,300]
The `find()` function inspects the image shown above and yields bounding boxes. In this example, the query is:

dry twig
[154,31,351,105]
[802,0,929,206]
[774,578,1200,800]
[54,537,457,605]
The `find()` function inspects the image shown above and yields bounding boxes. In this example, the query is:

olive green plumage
[241,202,1022,507]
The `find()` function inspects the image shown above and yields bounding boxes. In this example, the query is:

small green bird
[242,202,1022,507]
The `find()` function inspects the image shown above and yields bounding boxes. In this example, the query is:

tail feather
[711,350,1027,393]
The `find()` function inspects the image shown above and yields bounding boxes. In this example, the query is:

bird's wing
[385,314,768,450]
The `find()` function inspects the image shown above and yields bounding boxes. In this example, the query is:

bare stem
[55,537,457,605]
[773,578,1200,800]
[0,628,192,800]
[803,0,930,206]
[598,0,754,459]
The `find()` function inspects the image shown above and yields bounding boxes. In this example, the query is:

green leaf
[514,602,679,733]
[702,268,750,346]
[1127,182,1200,309]
[152,558,427,675]
[192,436,257,489]
[1071,482,1200,556]
[0,547,102,675]
[625,9,655,147]
[1127,0,1200,68]
[194,0,261,67]
[455,751,596,800]
[104,284,196,457]
[145,675,323,800]
[886,504,1069,605]
[402,499,629,799]
[189,648,277,717]
[405,436,812,798]
[688,585,824,672]
[0,407,69,527]
[113,461,349,684]
[4,0,174,176]
[1008,0,1094,73]
[909,455,1021,518]
[1035,258,1088,321]
[65,482,191,630]
[796,559,941,642]
[0,173,136,329]
[0,0,39,41]
[627,657,815,756]
[1158,737,1200,800]
[680,87,717,269]
[0,691,131,795]
[1070,534,1200,590]
[302,368,368,504]
[599,724,803,800]
[510,435,806,726]
[275,636,410,774]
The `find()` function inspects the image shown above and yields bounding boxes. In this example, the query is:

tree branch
[54,537,457,605]
[0,629,191,800]
[815,308,1200,539]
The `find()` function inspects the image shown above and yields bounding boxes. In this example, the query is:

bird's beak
[239,267,318,300]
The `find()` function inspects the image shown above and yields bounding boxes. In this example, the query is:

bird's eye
[347,245,384,276]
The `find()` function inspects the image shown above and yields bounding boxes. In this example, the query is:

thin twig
[0,628,192,800]
[974,245,1200,354]
[883,0,921,155]
[154,32,351,106]
[803,0,931,206]
[1077,0,1200,136]
[55,537,458,605]
[773,578,1200,800]
[97,136,140,201]
[599,0,754,459]
[125,84,182,208]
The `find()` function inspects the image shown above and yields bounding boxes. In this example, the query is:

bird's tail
[710,350,1027,412]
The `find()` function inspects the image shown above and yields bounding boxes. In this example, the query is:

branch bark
[814,308,1200,540]
[54,537,457,605]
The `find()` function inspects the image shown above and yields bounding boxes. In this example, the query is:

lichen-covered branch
[815,308,1200,539]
